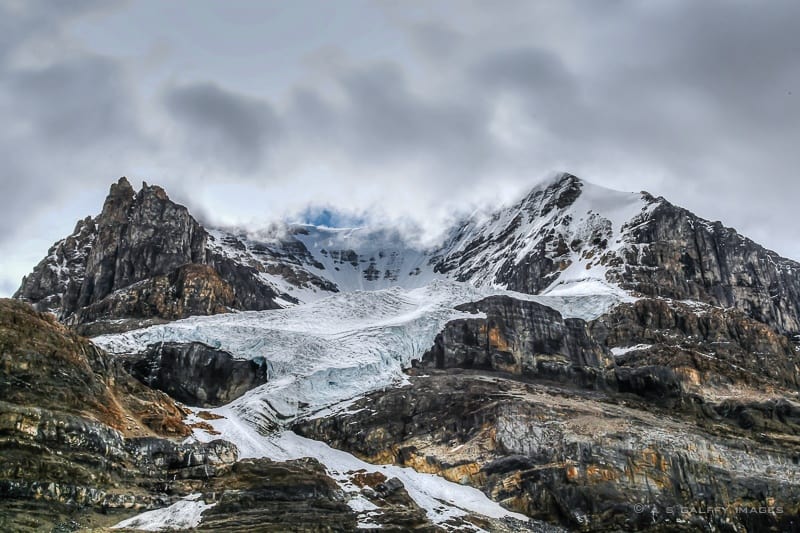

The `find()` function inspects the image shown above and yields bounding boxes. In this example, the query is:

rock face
[0,299,367,532]
[591,298,800,392]
[172,458,357,532]
[610,199,800,335]
[422,296,612,387]
[124,342,269,407]
[0,298,190,437]
[15,178,282,330]
[296,370,800,533]
[77,178,208,311]
[297,292,800,531]
[71,263,236,328]
[432,173,800,335]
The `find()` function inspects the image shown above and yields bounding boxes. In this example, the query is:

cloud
[8,55,141,147]
[163,82,282,173]
[317,61,492,172]
[1,0,800,296]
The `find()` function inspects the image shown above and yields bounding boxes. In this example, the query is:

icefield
[95,279,629,428]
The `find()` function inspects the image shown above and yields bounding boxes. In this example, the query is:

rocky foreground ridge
[2,299,500,532]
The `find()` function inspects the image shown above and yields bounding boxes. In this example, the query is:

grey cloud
[471,47,575,94]
[163,82,282,173]
[0,0,116,64]
[2,0,800,296]
[287,61,494,179]
[8,55,140,147]
[338,63,491,167]
[0,0,142,276]
[409,21,462,61]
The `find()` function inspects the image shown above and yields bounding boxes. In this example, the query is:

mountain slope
[432,173,800,335]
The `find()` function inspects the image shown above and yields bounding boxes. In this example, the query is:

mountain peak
[111,176,135,197]
[516,172,585,215]
[99,176,136,222]
[141,183,170,201]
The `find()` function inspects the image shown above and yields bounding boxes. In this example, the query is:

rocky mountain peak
[516,172,584,217]
[139,180,170,201]
[16,173,800,337]
[98,176,136,222]
[15,177,283,331]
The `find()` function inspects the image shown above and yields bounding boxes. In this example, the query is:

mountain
[432,173,800,334]
[6,173,800,531]
[16,174,800,337]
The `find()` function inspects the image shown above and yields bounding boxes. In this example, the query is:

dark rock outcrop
[70,263,236,329]
[15,178,282,329]
[124,342,269,407]
[610,198,800,335]
[591,298,800,391]
[420,294,800,428]
[185,458,358,532]
[421,296,612,388]
[76,178,208,311]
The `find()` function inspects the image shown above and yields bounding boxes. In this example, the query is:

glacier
[94,279,629,429]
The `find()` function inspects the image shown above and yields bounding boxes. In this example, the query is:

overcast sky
[1,0,799,296]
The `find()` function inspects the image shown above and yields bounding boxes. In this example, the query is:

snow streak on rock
[112,494,215,531]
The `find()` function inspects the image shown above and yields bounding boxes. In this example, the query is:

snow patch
[187,407,528,530]
[111,494,215,531]
[611,344,653,356]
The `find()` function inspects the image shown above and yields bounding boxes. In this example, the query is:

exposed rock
[296,371,800,532]
[15,178,282,328]
[75,178,208,313]
[612,199,800,335]
[124,342,269,407]
[208,251,287,310]
[17,174,800,339]
[299,292,800,531]
[0,298,190,437]
[13,216,96,314]
[432,173,800,336]
[420,295,612,388]
[419,293,800,432]
[1,299,457,532]
[189,458,357,532]
[66,263,236,331]
[590,298,800,392]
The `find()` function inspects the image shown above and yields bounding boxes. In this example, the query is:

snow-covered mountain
[204,173,656,304]
[7,172,800,531]
[19,172,800,334]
